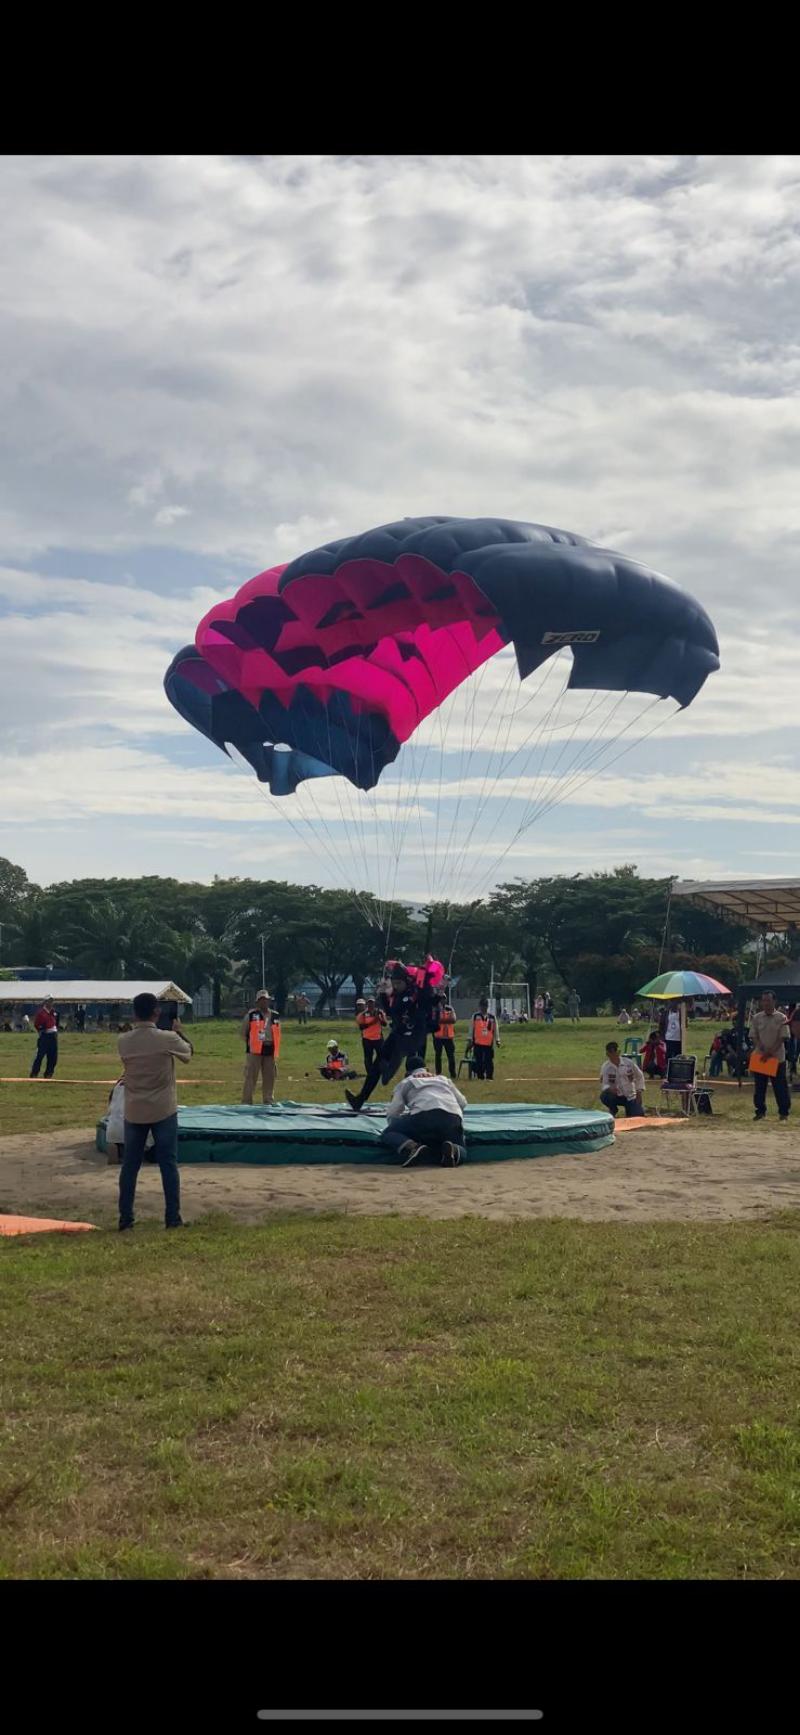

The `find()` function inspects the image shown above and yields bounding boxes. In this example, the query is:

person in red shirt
[641,1029,667,1079]
[30,997,59,1079]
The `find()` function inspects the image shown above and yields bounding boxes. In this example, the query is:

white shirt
[600,1057,644,1100]
[385,1070,467,1121]
[665,1009,681,1042]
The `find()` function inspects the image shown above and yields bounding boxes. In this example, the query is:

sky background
[2,154,799,901]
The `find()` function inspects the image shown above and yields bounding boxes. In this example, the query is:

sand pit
[0,1120,798,1227]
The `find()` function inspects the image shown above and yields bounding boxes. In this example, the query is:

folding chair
[622,1036,642,1058]
[457,1044,477,1080]
[660,1054,714,1115]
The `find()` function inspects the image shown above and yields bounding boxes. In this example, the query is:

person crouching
[600,1040,645,1118]
[379,1054,467,1167]
[320,1039,358,1080]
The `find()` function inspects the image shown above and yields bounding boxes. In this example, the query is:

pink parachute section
[196,557,506,748]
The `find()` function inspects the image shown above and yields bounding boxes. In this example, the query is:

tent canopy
[736,962,800,1001]
[672,878,800,932]
[0,979,191,1005]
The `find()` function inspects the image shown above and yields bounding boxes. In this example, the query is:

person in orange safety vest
[320,1038,358,1080]
[355,996,387,1076]
[240,989,281,1105]
[432,990,458,1080]
[470,997,500,1080]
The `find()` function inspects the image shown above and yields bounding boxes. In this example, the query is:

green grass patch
[0,1015,755,1136]
[2,1213,800,1579]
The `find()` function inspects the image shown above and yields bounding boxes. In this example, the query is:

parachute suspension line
[523,694,666,832]
[447,654,575,894]
[460,693,670,909]
[345,698,374,916]
[433,649,486,896]
[252,780,358,913]
[657,877,673,974]
[442,652,535,894]
[427,624,484,903]
[437,649,557,895]
[456,687,626,903]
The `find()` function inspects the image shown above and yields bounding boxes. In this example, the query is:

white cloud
[1,154,800,890]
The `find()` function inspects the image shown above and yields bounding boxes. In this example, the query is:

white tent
[0,979,191,1004]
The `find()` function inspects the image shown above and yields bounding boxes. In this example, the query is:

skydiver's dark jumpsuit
[348,978,435,1108]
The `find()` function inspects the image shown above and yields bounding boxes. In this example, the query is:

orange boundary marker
[0,1214,97,1236]
[614,1116,688,1131]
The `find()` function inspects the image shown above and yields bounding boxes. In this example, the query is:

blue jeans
[379,1108,466,1164]
[31,1033,58,1077]
[120,1114,182,1228]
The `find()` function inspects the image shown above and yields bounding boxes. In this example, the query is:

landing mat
[97,1101,615,1165]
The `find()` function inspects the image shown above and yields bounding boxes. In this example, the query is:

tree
[0,857,36,925]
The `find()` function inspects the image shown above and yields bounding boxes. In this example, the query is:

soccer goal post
[490,981,531,1019]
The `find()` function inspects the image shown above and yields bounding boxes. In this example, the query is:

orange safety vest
[249,1015,281,1059]
[472,1015,495,1047]
[357,1012,383,1042]
[437,1009,457,1038]
[327,1053,345,1073]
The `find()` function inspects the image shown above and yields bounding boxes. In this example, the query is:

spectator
[431,990,457,1080]
[567,989,581,1024]
[379,1054,467,1167]
[617,1008,633,1026]
[661,1004,683,1059]
[542,990,554,1025]
[600,1040,645,1118]
[240,990,280,1105]
[75,1003,87,1033]
[707,1033,724,1078]
[750,991,791,1122]
[641,1029,667,1078]
[470,997,500,1080]
[30,997,59,1079]
[534,993,545,1022]
[296,993,311,1025]
[117,992,193,1231]
[21,1012,31,1032]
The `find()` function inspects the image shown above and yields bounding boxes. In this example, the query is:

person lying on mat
[600,1041,645,1118]
[319,1039,358,1080]
[379,1054,467,1168]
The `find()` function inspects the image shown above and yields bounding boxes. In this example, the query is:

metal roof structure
[0,979,191,1004]
[672,879,800,932]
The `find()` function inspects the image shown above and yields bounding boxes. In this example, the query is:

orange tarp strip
[614,1116,689,1131]
[0,1214,97,1236]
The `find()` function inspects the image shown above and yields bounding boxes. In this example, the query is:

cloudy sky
[1,154,799,902]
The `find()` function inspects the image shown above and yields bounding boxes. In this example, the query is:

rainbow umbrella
[636,969,731,1000]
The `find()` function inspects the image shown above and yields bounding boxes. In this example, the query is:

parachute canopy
[165,516,719,798]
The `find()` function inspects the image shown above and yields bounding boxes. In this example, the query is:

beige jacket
[749,1009,790,1062]
[118,1023,193,1123]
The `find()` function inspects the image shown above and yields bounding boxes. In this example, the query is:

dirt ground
[1,1120,799,1227]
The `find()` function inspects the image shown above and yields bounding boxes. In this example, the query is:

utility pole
[260,934,266,991]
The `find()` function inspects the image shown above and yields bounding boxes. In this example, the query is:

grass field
[0,1014,755,1136]
[2,1016,799,1581]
